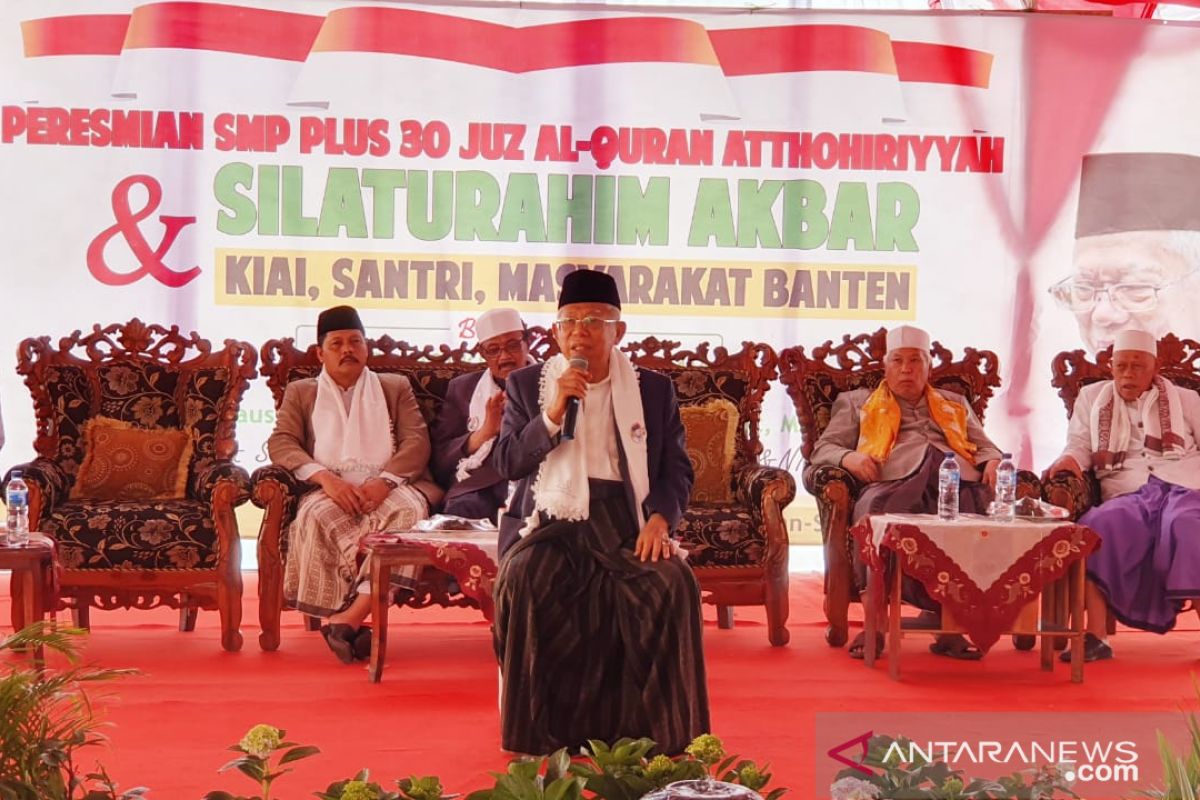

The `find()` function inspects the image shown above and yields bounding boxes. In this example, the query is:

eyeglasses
[479,339,526,359]
[1049,270,1197,314]
[553,316,619,334]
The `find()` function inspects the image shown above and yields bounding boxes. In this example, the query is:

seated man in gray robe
[1045,328,1200,662]
[431,308,531,522]
[268,306,443,663]
[492,269,709,755]
[811,325,1002,660]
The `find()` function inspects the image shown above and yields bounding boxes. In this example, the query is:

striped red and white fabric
[289,6,737,124]
[892,39,996,130]
[110,1,324,108]
[16,0,132,103]
[706,22,906,127]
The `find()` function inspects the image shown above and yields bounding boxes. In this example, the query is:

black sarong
[493,480,710,755]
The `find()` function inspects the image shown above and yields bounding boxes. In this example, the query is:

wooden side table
[362,529,500,683]
[366,540,436,683]
[2,533,56,669]
[855,514,1098,683]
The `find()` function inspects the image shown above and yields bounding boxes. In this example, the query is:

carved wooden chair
[1043,334,1200,517]
[778,328,1039,648]
[532,328,797,646]
[253,335,500,651]
[4,320,256,651]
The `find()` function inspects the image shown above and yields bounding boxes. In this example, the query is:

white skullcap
[1112,329,1158,356]
[476,309,524,343]
[885,325,931,354]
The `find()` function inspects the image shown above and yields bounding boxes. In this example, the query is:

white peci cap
[885,325,931,354]
[476,309,524,344]
[1112,329,1158,356]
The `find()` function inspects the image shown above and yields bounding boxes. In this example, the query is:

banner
[2,2,1199,543]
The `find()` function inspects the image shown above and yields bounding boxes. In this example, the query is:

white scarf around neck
[455,358,533,482]
[1088,375,1187,475]
[311,367,394,486]
[520,349,649,535]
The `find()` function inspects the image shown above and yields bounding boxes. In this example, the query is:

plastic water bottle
[993,452,1017,522]
[5,470,29,546]
[937,452,960,520]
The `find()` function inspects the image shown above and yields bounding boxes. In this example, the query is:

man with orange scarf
[812,325,1003,660]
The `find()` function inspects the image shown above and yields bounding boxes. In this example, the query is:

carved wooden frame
[14,319,257,651]
[1051,333,1200,416]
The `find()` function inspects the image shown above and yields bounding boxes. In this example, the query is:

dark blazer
[493,362,694,557]
[430,370,507,505]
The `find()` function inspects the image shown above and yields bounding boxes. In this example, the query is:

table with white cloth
[850,513,1099,682]
[360,527,499,683]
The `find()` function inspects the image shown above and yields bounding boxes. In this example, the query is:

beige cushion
[71,417,193,501]
[680,399,738,504]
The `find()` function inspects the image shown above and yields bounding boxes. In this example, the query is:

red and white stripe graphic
[289,6,737,124]
[15,0,133,103]
[110,1,324,107]
[892,39,996,130]
[706,23,907,127]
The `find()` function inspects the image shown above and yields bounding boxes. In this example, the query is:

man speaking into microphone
[492,269,708,756]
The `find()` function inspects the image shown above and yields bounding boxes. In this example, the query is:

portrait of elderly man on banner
[268,306,442,664]
[1051,152,1200,354]
[492,269,709,757]
[1045,329,1200,662]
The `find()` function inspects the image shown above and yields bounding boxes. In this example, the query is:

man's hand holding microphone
[547,357,589,439]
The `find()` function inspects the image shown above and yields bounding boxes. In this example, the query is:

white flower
[830,776,881,800]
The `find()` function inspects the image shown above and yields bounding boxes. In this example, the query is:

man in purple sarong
[1045,328,1200,662]
[811,325,1003,660]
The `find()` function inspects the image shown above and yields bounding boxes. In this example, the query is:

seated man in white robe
[1045,328,1200,661]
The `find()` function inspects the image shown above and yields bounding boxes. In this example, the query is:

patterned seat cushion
[45,499,219,571]
[676,505,765,568]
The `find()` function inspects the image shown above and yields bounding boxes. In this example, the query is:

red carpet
[5,574,1200,798]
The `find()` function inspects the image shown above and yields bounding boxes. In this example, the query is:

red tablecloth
[850,514,1100,653]
[361,530,499,621]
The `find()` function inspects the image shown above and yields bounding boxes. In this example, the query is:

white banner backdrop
[1,2,1198,543]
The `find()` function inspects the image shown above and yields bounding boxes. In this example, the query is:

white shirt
[542,375,622,481]
[1060,380,1200,500]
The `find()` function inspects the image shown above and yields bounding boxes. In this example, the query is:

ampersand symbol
[87,174,200,287]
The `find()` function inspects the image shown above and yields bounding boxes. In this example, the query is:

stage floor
[5,572,1200,798]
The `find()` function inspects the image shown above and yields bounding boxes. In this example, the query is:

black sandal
[320,623,357,664]
[352,626,372,661]
[929,634,983,661]
[848,631,884,660]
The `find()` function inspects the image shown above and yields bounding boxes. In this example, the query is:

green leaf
[216,756,255,774]
[546,749,571,782]
[234,761,265,781]
[201,794,240,800]
[279,745,321,764]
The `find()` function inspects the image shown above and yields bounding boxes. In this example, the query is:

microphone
[562,357,588,441]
